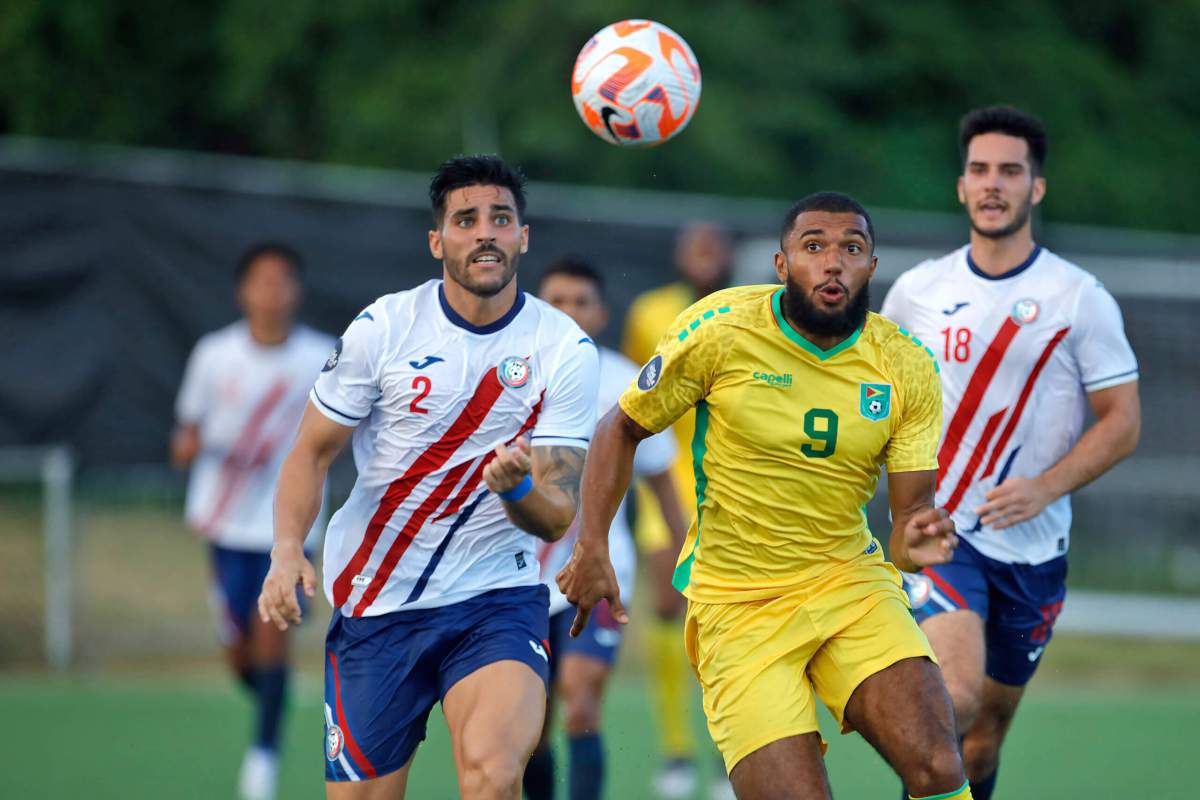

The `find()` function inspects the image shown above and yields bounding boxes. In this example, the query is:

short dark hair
[959,105,1047,175]
[780,192,875,250]
[234,241,304,284]
[537,254,605,297]
[429,154,527,225]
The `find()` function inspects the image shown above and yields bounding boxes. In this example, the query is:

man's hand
[257,543,317,631]
[556,539,630,637]
[903,506,958,568]
[975,475,1056,530]
[483,436,532,494]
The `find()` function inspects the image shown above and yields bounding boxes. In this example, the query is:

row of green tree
[3,0,1197,232]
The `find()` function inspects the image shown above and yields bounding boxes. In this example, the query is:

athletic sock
[567,733,604,800]
[236,665,256,694]
[649,617,694,759]
[252,664,288,752]
[909,781,974,800]
[970,769,997,800]
[523,747,555,800]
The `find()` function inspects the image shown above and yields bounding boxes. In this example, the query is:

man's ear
[773,250,788,283]
[519,224,529,255]
[429,228,442,260]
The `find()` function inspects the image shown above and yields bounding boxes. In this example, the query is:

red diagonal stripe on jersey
[943,407,1008,514]
[328,651,377,778]
[980,326,1071,480]
[350,458,473,615]
[198,379,290,534]
[937,317,1021,485]
[923,567,967,609]
[433,391,545,523]
[331,367,504,608]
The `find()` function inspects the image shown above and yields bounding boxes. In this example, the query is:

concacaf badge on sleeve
[637,354,664,391]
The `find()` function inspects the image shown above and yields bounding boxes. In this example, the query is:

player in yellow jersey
[560,193,973,800]
[622,223,733,798]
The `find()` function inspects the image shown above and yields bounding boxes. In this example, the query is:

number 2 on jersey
[941,327,972,362]
[410,376,432,414]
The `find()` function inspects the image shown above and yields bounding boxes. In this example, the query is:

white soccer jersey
[538,347,677,616]
[312,279,599,617]
[882,245,1138,564]
[176,322,334,552]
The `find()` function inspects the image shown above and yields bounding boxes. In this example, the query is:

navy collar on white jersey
[966,244,1042,281]
[438,282,526,334]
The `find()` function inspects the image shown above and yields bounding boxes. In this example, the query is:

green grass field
[3,665,1196,799]
[2,500,1198,797]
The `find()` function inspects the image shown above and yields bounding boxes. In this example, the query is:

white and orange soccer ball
[571,19,701,147]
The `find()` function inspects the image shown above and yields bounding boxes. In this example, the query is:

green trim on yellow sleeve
[671,401,710,592]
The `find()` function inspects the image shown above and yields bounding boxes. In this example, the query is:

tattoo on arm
[536,446,586,507]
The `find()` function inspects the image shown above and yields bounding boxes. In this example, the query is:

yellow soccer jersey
[619,285,943,604]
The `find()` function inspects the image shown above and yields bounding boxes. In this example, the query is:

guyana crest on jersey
[860,383,891,421]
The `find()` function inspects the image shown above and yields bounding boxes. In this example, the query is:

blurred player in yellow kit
[622,222,733,798]
[561,193,973,800]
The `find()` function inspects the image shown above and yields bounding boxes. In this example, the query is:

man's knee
[904,740,966,796]
[962,706,1014,778]
[458,747,525,798]
[563,697,600,736]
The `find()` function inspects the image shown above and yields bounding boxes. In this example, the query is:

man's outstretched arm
[556,406,655,635]
[258,401,354,631]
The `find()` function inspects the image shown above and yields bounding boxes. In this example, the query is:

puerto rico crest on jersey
[176,323,333,551]
[538,347,677,616]
[312,280,598,616]
[882,245,1138,564]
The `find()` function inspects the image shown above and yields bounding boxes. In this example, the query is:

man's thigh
[840,655,962,791]
[728,733,831,800]
[442,660,547,780]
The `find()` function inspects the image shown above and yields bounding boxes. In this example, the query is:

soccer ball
[570,19,701,147]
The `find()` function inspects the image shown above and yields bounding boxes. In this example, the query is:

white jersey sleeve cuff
[530,434,591,449]
[1084,368,1139,392]
[310,387,364,427]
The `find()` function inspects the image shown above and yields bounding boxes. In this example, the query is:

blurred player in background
[562,192,974,800]
[526,256,689,800]
[258,155,598,800]
[171,242,333,800]
[621,221,733,798]
[882,106,1141,800]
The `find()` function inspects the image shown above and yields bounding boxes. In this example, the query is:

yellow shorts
[684,559,936,772]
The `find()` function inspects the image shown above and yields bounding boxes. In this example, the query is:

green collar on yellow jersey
[770,288,863,361]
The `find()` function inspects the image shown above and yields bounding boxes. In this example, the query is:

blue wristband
[498,474,534,502]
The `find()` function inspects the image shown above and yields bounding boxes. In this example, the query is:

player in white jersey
[171,242,333,800]
[522,256,687,800]
[882,106,1141,800]
[257,156,599,800]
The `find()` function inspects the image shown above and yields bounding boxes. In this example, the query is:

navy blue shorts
[323,584,551,782]
[902,537,1066,686]
[547,600,623,679]
[210,545,276,643]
